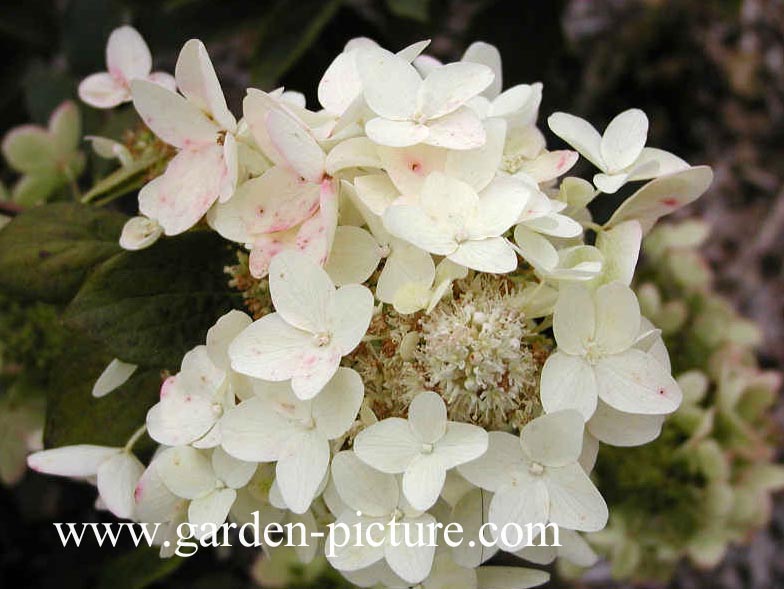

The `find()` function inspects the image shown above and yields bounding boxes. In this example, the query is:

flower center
[529,461,545,476]
[421,442,435,454]
[314,332,332,347]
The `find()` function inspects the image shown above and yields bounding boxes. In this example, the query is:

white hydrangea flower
[548,108,689,194]
[382,172,531,273]
[221,368,363,514]
[131,39,238,235]
[357,46,493,149]
[155,445,255,538]
[119,216,163,251]
[78,26,175,109]
[540,282,682,419]
[28,445,144,519]
[327,450,436,584]
[459,410,608,551]
[354,392,488,511]
[229,250,373,399]
[146,310,252,448]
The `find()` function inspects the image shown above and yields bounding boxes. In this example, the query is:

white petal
[557,529,599,567]
[325,137,382,175]
[188,488,236,536]
[449,238,518,274]
[318,50,361,115]
[587,400,665,447]
[594,282,641,354]
[547,112,603,169]
[629,147,689,180]
[515,150,578,183]
[458,432,524,492]
[175,39,236,131]
[596,220,642,286]
[146,381,217,447]
[605,166,714,233]
[513,226,559,271]
[520,410,584,467]
[354,418,420,474]
[313,367,364,439]
[330,283,374,353]
[445,117,506,191]
[357,47,420,120]
[383,514,437,583]
[489,481,549,551]
[594,349,682,414]
[418,62,494,119]
[325,226,381,286]
[409,391,447,443]
[266,109,325,182]
[353,173,400,217]
[402,454,447,511]
[365,118,429,148]
[383,205,456,256]
[78,73,128,109]
[268,249,334,332]
[96,452,145,519]
[468,175,530,239]
[119,216,162,250]
[593,171,630,194]
[522,212,582,238]
[276,429,329,513]
[327,512,386,572]
[106,26,151,82]
[156,446,216,500]
[130,79,218,148]
[425,107,486,150]
[220,395,299,462]
[435,422,489,469]
[211,447,256,489]
[138,145,225,235]
[28,445,118,477]
[134,462,183,523]
[206,310,252,371]
[462,41,502,98]
[452,488,498,567]
[600,108,648,172]
[331,451,399,516]
[540,353,598,420]
[546,463,608,532]
[376,242,435,304]
[553,285,594,355]
[92,358,137,398]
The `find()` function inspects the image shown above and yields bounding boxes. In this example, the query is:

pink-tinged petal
[175,39,236,132]
[424,107,486,150]
[147,71,176,92]
[131,79,218,148]
[290,344,343,400]
[106,26,152,82]
[266,108,325,183]
[516,150,579,183]
[219,133,238,202]
[138,145,225,235]
[295,180,339,267]
[248,228,300,278]
[79,73,128,109]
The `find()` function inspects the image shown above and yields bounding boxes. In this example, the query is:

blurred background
[0,0,782,588]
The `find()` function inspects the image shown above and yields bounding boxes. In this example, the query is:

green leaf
[386,0,431,21]
[44,332,161,448]
[65,231,239,368]
[81,153,167,205]
[0,202,126,303]
[251,0,342,88]
[96,547,182,589]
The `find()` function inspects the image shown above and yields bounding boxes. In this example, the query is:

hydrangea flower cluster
[26,27,716,587]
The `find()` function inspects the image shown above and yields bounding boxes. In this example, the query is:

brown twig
[0,201,23,216]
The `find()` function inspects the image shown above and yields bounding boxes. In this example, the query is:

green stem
[124,424,148,453]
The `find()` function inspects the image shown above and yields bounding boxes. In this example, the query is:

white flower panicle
[28,28,716,588]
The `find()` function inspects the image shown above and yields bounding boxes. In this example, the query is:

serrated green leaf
[0,202,126,302]
[44,332,161,448]
[65,231,239,368]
